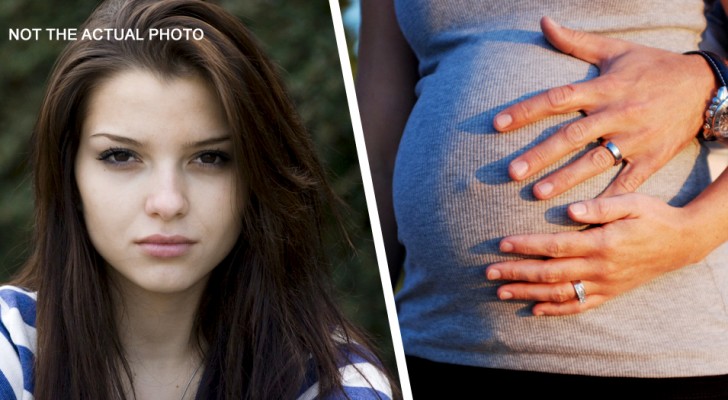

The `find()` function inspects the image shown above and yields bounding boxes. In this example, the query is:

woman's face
[75,69,244,296]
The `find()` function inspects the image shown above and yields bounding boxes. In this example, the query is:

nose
[144,166,189,220]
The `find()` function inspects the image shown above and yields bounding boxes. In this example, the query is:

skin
[357,0,418,286]
[75,69,244,399]
[493,17,714,200]
[486,17,728,316]
[487,178,728,316]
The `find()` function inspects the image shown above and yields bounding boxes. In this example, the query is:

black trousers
[406,355,728,399]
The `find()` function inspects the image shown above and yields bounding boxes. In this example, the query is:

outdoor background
[0,0,397,377]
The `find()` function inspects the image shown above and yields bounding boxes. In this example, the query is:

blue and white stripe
[0,286,391,400]
[0,285,37,400]
[297,343,393,400]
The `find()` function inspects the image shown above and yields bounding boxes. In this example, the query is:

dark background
[0,0,396,378]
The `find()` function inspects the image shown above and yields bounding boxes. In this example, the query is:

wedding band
[572,280,587,304]
[601,140,623,166]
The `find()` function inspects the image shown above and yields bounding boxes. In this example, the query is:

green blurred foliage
[0,0,395,380]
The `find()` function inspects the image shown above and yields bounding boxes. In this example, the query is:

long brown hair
[13,0,394,398]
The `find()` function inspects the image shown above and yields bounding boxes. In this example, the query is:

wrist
[679,205,715,264]
[683,196,728,261]
[684,50,728,141]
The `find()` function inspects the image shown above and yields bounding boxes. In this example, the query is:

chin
[112,265,212,297]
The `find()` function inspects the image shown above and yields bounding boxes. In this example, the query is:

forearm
[357,81,412,285]
[368,168,404,285]
[682,48,728,259]
[357,0,418,285]
[683,165,728,260]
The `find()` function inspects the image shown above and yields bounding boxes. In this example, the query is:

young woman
[0,0,395,399]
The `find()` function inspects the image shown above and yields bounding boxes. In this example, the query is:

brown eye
[192,151,230,167]
[97,148,139,165]
[199,153,219,164]
[112,152,132,162]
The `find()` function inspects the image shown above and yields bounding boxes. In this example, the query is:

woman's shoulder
[297,340,394,400]
[0,285,37,399]
[333,342,393,400]
[0,285,36,331]
[0,284,36,310]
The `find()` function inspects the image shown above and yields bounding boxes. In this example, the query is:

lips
[135,234,197,258]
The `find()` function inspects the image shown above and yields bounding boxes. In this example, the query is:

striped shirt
[0,286,391,400]
[0,286,35,400]
[296,340,393,400]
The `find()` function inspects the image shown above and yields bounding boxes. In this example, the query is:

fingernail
[487,269,501,280]
[536,182,553,197]
[570,203,587,216]
[499,291,513,300]
[510,160,528,179]
[500,241,514,252]
[494,113,512,129]
[533,309,545,316]
[544,16,560,28]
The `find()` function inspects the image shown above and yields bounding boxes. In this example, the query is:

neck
[111,274,208,365]
[111,275,208,399]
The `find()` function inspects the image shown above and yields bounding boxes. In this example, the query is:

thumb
[567,195,637,224]
[540,16,627,67]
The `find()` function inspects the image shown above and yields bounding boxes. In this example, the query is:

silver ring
[572,280,587,304]
[601,140,623,166]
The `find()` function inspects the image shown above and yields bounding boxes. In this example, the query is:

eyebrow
[90,133,142,146]
[186,136,232,148]
[90,133,232,148]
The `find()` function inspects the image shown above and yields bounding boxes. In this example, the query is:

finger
[508,112,615,181]
[567,194,640,225]
[599,159,657,197]
[494,80,601,132]
[500,231,598,258]
[531,141,621,199]
[486,258,591,283]
[531,295,606,316]
[540,16,629,66]
[496,280,594,303]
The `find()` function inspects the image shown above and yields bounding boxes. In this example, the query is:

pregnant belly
[391,15,717,373]
[393,112,615,271]
[392,43,705,276]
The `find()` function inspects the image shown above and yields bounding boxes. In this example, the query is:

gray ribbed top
[393,0,728,377]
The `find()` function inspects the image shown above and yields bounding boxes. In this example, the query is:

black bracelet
[685,50,728,141]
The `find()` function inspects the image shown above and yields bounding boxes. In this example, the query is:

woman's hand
[493,17,715,200]
[484,194,710,316]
